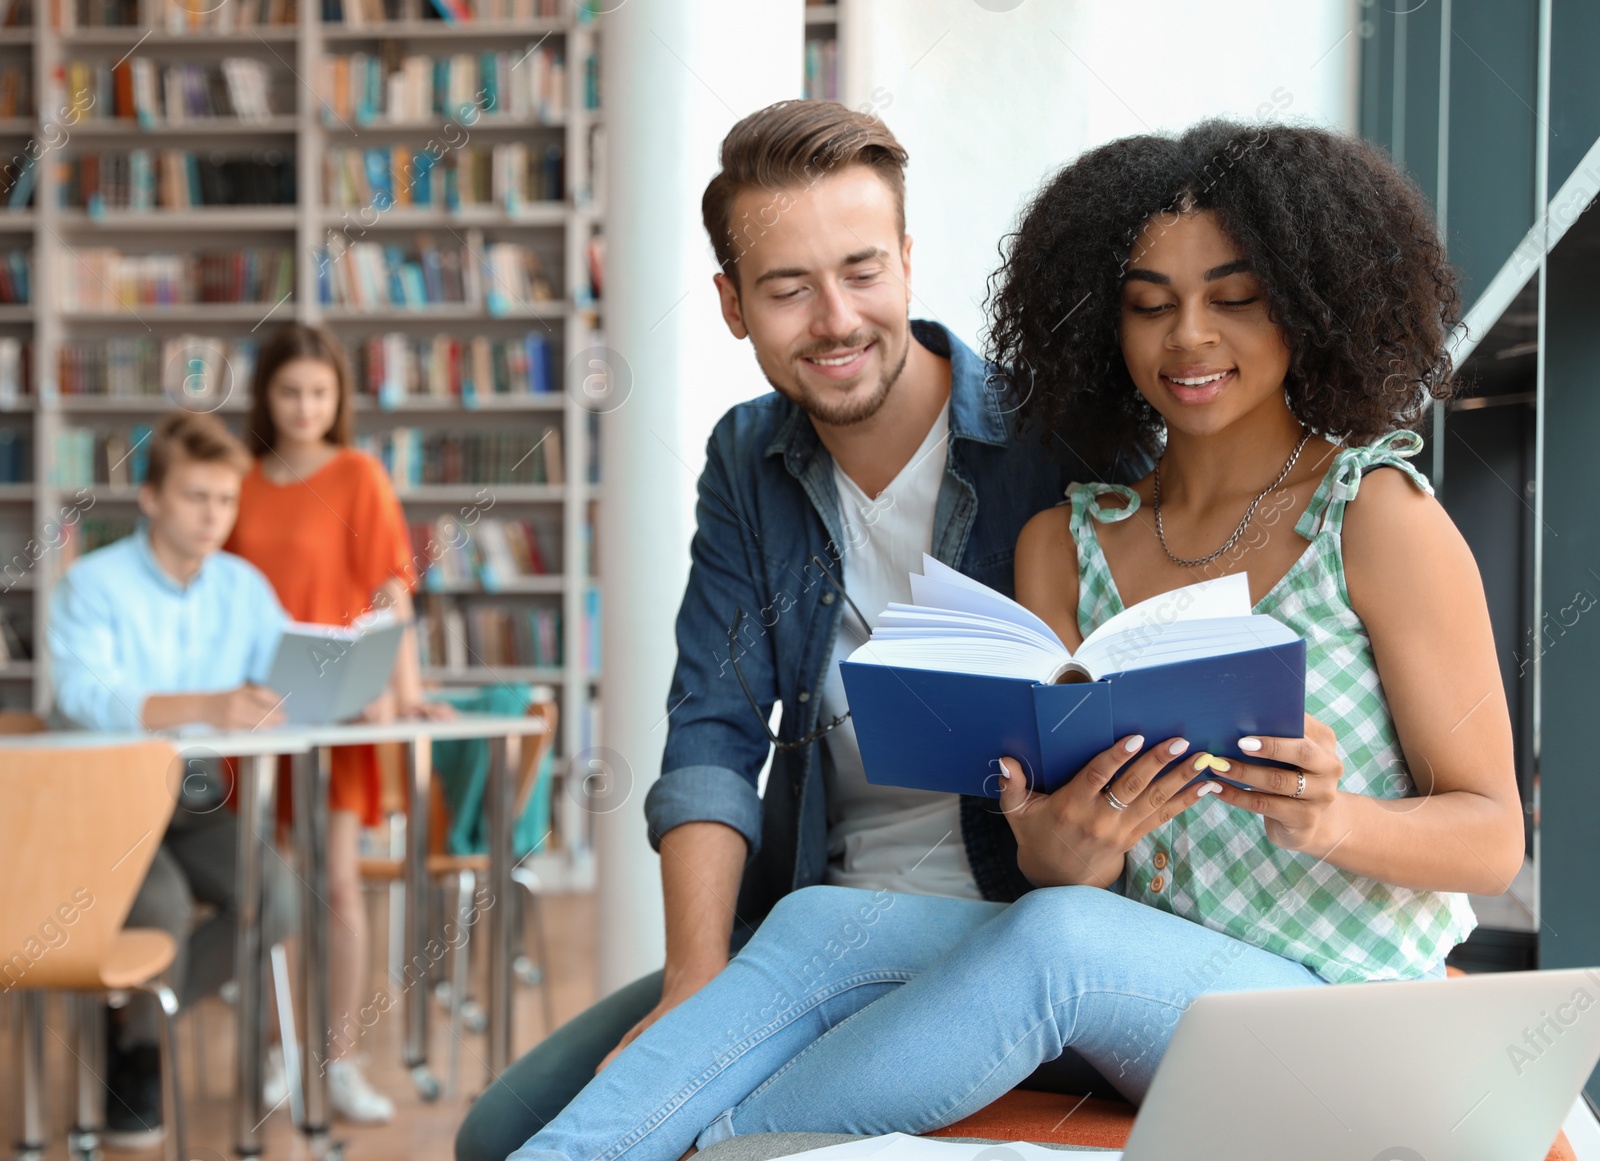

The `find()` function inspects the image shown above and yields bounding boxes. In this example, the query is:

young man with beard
[457,100,1140,1161]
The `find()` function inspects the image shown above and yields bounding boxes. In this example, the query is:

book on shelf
[803,36,838,101]
[483,242,553,316]
[57,336,257,400]
[0,62,32,119]
[318,235,552,313]
[582,583,598,677]
[359,424,563,488]
[407,514,551,590]
[60,58,275,127]
[0,0,32,28]
[318,46,565,125]
[57,248,294,310]
[325,142,563,212]
[356,331,555,402]
[52,422,156,487]
[0,338,28,410]
[58,0,293,30]
[3,157,37,212]
[0,607,32,663]
[837,560,1307,799]
[425,0,562,23]
[416,592,562,670]
[0,250,28,304]
[0,423,33,483]
[60,151,295,212]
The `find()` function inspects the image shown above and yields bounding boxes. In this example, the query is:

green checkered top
[1067,430,1476,984]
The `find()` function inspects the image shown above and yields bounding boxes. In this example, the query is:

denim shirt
[644,320,1144,944]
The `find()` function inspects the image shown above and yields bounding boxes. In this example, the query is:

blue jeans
[510,885,1327,1161]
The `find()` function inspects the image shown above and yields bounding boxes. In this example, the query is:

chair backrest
[515,698,559,819]
[0,711,47,735]
[426,695,560,858]
[0,739,178,991]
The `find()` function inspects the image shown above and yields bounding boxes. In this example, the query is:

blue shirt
[49,525,287,731]
[643,321,1148,940]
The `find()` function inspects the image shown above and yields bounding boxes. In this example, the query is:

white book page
[876,604,1066,653]
[912,554,1066,649]
[1078,572,1252,655]
[845,636,1060,681]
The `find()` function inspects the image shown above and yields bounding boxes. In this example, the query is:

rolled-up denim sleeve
[645,418,781,855]
[644,764,764,853]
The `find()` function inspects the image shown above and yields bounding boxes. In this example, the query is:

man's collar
[765,320,1008,472]
[135,522,207,594]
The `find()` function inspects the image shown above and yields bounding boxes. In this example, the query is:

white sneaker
[263,1045,290,1111]
[327,1058,395,1125]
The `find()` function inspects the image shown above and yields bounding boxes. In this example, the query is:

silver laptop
[265,616,405,726]
[1123,967,1600,1161]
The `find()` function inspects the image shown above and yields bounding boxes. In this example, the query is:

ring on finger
[1104,787,1132,812]
[1292,771,1306,799]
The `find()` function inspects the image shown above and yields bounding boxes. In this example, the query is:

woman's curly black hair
[986,119,1461,474]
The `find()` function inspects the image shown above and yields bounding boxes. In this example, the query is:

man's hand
[595,963,725,1073]
[997,735,1210,888]
[204,684,286,730]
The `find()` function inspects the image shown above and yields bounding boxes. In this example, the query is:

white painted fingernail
[1239,737,1262,752]
[1124,735,1145,753]
[1168,739,1189,757]
[1196,782,1223,797]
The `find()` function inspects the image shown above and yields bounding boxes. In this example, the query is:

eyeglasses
[727,553,870,753]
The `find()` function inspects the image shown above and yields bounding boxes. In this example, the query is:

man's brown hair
[701,99,909,286]
[145,411,253,491]
[245,323,355,456]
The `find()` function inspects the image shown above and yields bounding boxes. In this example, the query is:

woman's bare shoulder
[1016,503,1082,648]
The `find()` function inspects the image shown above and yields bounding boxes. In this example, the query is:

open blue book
[837,556,1306,797]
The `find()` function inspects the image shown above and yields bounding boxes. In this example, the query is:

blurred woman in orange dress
[227,323,449,1123]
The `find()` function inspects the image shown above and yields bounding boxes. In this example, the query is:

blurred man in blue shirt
[49,411,287,1149]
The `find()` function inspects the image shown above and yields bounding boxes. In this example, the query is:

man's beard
[760,325,912,427]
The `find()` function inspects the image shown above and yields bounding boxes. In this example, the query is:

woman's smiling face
[1118,209,1294,438]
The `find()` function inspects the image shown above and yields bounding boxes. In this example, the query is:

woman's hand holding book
[1205,713,1350,858]
[996,734,1211,889]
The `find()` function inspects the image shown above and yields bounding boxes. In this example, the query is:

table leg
[402,739,441,1101]
[293,748,337,1157]
[233,754,274,1157]
[487,733,521,1077]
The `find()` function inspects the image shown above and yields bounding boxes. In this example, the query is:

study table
[1,712,548,1160]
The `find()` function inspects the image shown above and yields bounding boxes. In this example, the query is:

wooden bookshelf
[1,0,606,887]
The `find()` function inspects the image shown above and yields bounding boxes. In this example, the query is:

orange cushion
[933,1089,1574,1159]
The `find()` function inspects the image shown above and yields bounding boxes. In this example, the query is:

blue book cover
[526,334,551,393]
[364,148,394,210]
[382,245,408,305]
[837,561,1306,798]
[412,151,435,206]
[840,643,1304,798]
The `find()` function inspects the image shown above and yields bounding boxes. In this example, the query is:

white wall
[596,0,803,994]
[839,0,1361,352]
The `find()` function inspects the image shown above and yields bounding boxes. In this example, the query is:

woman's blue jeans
[509,884,1328,1161]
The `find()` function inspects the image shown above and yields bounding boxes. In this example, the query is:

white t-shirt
[819,405,981,900]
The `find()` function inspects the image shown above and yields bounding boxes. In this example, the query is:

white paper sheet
[772,1133,1122,1161]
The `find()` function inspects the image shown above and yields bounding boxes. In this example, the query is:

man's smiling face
[715,165,914,428]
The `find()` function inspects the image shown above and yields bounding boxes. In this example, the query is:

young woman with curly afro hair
[500,122,1525,1158]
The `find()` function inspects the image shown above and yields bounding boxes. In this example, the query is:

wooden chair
[359,698,559,1096]
[930,966,1576,1159]
[0,738,188,1161]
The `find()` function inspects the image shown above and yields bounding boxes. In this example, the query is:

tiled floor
[0,890,599,1161]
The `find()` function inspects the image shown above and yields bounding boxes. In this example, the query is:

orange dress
[226,447,416,826]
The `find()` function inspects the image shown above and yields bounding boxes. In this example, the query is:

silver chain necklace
[1153,430,1312,568]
